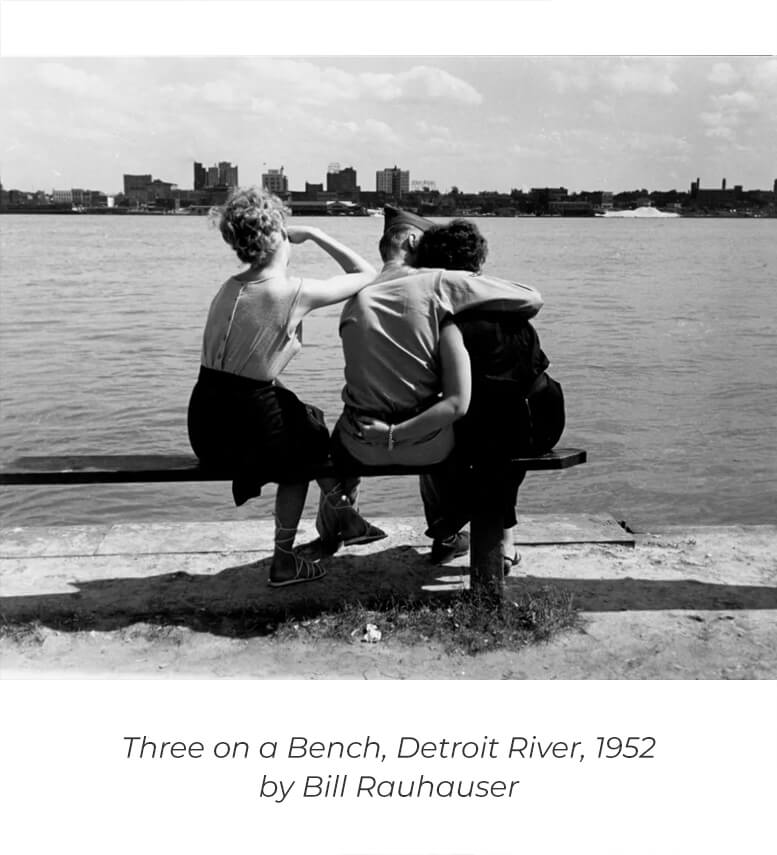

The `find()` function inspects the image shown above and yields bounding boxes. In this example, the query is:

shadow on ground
[514,576,777,613]
[0,546,453,637]
[2,544,777,639]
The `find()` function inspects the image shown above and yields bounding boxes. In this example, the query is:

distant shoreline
[1,209,774,219]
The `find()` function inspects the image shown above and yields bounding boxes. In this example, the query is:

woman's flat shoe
[503,551,522,576]
[268,554,327,588]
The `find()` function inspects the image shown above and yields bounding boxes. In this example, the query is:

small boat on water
[602,206,680,218]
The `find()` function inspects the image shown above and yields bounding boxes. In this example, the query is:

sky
[2,55,777,195]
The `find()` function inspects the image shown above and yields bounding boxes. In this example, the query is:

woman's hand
[286,225,322,245]
[354,415,390,442]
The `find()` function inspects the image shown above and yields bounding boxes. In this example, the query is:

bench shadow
[2,546,776,639]
[0,545,464,638]
[510,575,777,613]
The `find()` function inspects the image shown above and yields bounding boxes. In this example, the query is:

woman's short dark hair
[415,219,488,273]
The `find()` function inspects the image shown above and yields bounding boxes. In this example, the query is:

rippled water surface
[1,214,775,527]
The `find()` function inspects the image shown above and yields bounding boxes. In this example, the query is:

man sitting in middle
[316,206,544,563]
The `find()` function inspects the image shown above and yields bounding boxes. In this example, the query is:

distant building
[411,179,437,192]
[262,167,288,195]
[327,165,359,195]
[690,177,743,209]
[52,189,74,204]
[549,200,594,216]
[67,189,107,207]
[376,166,409,198]
[121,174,177,206]
[193,160,239,191]
[580,190,613,210]
[193,162,207,191]
[147,179,175,200]
[218,161,239,188]
[528,187,568,214]
[123,174,152,200]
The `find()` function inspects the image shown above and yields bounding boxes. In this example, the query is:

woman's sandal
[268,548,327,588]
[503,551,522,577]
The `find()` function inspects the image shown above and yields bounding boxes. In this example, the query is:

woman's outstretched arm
[356,323,472,445]
[288,225,377,313]
[287,225,374,273]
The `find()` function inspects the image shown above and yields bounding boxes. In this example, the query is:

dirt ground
[1,521,776,679]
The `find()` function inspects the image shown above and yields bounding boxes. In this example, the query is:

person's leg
[313,425,386,551]
[314,474,387,549]
[420,454,472,540]
[502,470,525,574]
[316,474,358,535]
[420,453,474,563]
[269,481,325,586]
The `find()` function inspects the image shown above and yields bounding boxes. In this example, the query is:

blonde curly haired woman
[188,187,384,588]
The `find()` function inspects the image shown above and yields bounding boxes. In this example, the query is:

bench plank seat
[0,448,587,596]
[0,449,586,486]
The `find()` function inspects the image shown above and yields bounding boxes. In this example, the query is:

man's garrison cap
[383,204,435,233]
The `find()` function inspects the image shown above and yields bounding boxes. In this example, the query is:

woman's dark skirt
[187,366,330,505]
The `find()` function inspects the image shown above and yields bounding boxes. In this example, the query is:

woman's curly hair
[415,218,488,273]
[214,186,290,266]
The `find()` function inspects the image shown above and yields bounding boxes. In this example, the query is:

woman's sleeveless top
[200,275,303,381]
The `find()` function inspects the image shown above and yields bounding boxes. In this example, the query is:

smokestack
[722,178,727,190]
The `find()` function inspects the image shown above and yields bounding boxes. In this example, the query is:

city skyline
[2,56,776,194]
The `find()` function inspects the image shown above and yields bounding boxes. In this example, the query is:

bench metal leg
[469,468,506,597]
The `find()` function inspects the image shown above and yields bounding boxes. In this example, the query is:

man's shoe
[298,537,343,559]
[341,522,387,546]
[430,531,470,565]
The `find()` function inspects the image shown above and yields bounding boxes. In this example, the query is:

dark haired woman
[188,186,384,588]
[414,219,565,573]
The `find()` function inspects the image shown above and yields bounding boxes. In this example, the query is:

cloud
[415,120,451,138]
[622,131,691,155]
[700,111,738,142]
[592,98,614,115]
[37,62,110,98]
[313,117,402,147]
[606,62,678,95]
[607,63,679,95]
[714,90,759,112]
[700,111,727,127]
[705,125,736,141]
[700,85,762,147]
[391,66,482,104]
[708,63,738,86]
[549,69,592,93]
[750,58,777,90]
[241,59,482,106]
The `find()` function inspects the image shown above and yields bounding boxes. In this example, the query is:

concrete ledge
[1,517,775,678]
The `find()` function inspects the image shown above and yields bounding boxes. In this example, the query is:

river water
[1,214,775,528]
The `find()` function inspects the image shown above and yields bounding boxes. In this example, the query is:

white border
[1,1,776,57]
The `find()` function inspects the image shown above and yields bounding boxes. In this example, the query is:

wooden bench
[0,449,587,594]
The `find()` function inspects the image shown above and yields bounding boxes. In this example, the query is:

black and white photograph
[1,49,775,679]
[1,3,775,854]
